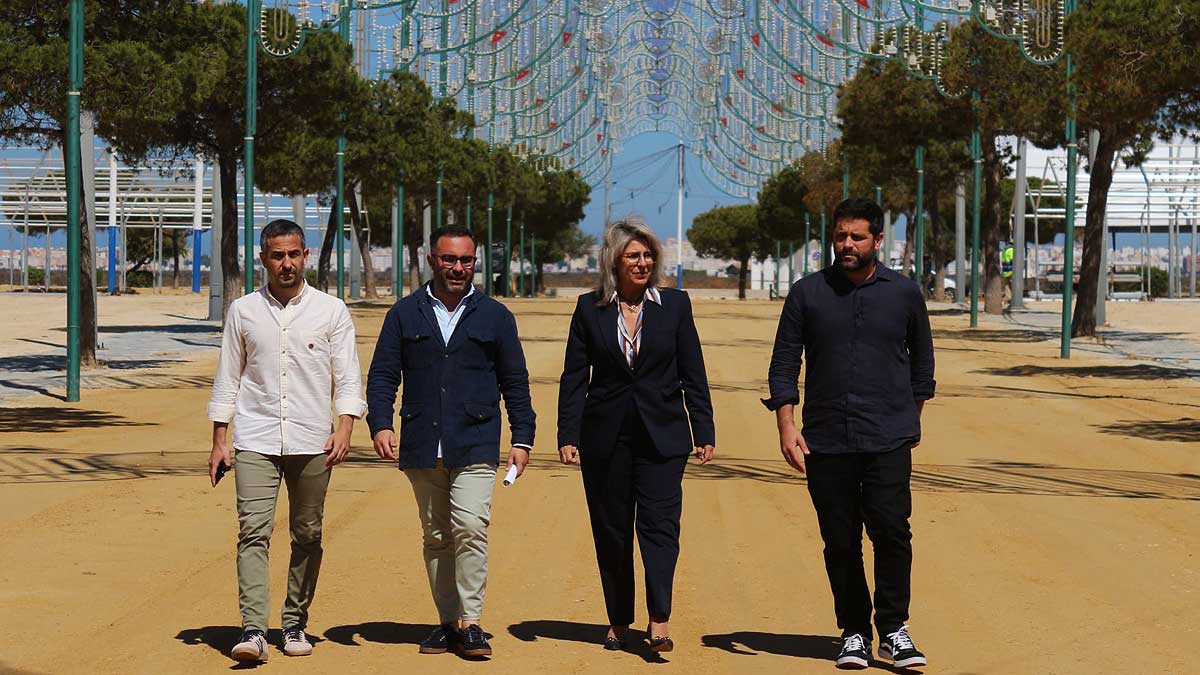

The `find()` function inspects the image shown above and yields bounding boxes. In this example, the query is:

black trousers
[580,407,688,626]
[805,447,913,639]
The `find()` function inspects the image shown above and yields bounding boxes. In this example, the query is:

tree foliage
[687,203,767,300]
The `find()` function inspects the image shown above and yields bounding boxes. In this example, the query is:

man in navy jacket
[367,225,535,658]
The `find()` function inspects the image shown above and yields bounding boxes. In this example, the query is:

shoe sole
[835,656,868,670]
[283,645,313,657]
[649,641,674,654]
[460,647,492,657]
[231,647,267,663]
[879,648,926,668]
[419,646,449,654]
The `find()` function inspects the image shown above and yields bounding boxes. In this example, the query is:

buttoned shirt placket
[273,290,300,455]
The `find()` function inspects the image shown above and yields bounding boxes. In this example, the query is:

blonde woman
[557,220,715,653]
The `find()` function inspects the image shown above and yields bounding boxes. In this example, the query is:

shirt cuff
[759,394,800,412]
[512,443,532,451]
[335,397,367,419]
[207,402,235,423]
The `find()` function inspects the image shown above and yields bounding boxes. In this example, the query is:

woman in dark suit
[557,219,715,653]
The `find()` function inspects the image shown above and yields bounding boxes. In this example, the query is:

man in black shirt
[763,198,935,670]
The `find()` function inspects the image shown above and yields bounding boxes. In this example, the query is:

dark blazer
[366,285,536,469]
[557,287,715,458]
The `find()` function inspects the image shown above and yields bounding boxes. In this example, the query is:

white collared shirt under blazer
[207,283,367,455]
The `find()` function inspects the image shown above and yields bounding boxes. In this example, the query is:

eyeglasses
[436,255,477,269]
[622,252,655,263]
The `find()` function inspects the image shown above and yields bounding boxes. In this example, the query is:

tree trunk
[346,184,378,299]
[408,240,422,292]
[928,187,947,302]
[900,210,915,278]
[982,133,1005,314]
[1072,133,1119,338]
[317,199,336,292]
[737,256,750,300]
[75,157,97,367]
[171,229,180,288]
[217,152,242,317]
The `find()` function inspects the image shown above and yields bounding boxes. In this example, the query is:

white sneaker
[282,626,314,657]
[231,629,269,662]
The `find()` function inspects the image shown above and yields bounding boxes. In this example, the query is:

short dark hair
[430,225,476,250]
[260,219,306,249]
[832,198,884,236]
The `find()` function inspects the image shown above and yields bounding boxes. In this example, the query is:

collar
[831,262,892,287]
[609,286,662,306]
[262,280,309,309]
[425,282,475,310]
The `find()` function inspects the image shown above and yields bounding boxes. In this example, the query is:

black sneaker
[458,624,493,657]
[835,632,871,670]
[880,625,926,668]
[419,624,459,654]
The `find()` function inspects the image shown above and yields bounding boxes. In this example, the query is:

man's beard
[276,272,301,288]
[836,249,868,271]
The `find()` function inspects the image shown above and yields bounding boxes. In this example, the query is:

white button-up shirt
[610,286,662,367]
[207,282,366,456]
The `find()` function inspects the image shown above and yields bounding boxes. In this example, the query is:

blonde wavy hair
[596,219,665,305]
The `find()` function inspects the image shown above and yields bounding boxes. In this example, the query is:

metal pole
[874,185,883,260]
[820,209,827,269]
[422,203,432,284]
[486,191,494,295]
[970,118,982,329]
[66,0,83,401]
[108,150,117,294]
[676,143,684,289]
[774,240,781,295]
[436,163,444,229]
[914,144,926,283]
[518,214,525,297]
[394,181,404,298]
[803,212,810,275]
[530,235,536,297]
[243,0,259,295]
[1060,1,1078,358]
[192,157,204,293]
[884,210,893,266]
[209,159,224,321]
[505,205,512,296]
[788,240,794,290]
[603,149,612,227]
[335,137,346,299]
[1011,138,1027,309]
[955,175,966,304]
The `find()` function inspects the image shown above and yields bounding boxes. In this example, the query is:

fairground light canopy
[259,0,1066,199]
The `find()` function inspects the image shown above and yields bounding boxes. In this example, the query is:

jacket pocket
[463,401,499,424]
[399,403,424,421]
[463,327,497,369]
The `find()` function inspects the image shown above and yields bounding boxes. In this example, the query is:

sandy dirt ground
[0,293,1197,675]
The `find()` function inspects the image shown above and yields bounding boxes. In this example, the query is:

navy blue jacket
[366,285,536,469]
[557,288,715,458]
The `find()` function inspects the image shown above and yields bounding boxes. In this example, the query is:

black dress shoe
[603,636,626,651]
[418,624,458,654]
[459,624,493,657]
[646,625,674,653]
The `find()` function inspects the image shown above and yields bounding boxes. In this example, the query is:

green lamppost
[394,177,404,298]
[244,0,260,294]
[803,212,811,276]
[505,205,513,297]
[518,214,525,297]
[529,235,537,297]
[65,0,84,401]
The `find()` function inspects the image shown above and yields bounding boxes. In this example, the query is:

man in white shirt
[207,219,365,663]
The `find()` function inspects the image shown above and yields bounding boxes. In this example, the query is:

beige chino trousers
[404,461,497,623]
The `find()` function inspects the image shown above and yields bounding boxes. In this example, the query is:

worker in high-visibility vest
[1001,245,1015,302]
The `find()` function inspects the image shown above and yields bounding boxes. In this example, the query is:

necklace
[619,296,644,313]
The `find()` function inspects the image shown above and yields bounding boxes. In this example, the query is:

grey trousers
[404,462,497,623]
[234,450,330,632]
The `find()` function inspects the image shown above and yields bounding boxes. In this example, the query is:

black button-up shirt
[762,264,935,454]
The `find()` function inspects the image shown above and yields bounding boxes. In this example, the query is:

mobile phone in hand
[214,461,229,485]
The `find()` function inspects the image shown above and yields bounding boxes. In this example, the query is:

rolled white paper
[503,464,519,486]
